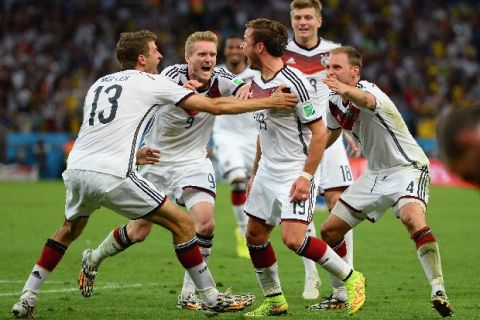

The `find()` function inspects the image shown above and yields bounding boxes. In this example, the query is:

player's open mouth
[201,66,212,72]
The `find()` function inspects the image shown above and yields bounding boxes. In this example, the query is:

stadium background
[1,2,480,319]
[0,0,479,180]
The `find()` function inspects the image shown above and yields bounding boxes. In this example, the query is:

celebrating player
[312,45,454,317]
[240,18,366,317]
[282,0,356,303]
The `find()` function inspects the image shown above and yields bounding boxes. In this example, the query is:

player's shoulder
[318,37,341,51]
[213,66,237,80]
[281,65,309,82]
[357,80,378,92]
[160,64,187,80]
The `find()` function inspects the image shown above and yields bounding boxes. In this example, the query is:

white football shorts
[318,136,353,193]
[244,170,319,226]
[213,134,256,183]
[332,164,430,227]
[139,157,216,210]
[63,169,166,221]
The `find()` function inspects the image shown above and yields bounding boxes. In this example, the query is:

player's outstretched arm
[180,85,298,115]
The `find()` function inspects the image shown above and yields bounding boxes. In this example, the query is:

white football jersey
[212,64,259,141]
[67,70,193,178]
[283,38,340,117]
[327,80,429,171]
[143,64,244,165]
[251,65,322,173]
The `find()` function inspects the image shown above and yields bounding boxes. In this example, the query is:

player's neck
[226,61,247,75]
[294,35,319,49]
[260,57,284,81]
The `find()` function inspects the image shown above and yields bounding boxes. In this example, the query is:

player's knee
[245,228,267,245]
[281,233,304,252]
[195,219,215,236]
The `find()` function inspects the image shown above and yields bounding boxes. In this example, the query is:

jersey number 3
[89,84,123,126]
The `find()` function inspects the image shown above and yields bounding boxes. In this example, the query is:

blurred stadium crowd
[1,0,479,156]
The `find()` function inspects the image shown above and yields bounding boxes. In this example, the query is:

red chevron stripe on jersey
[250,80,277,98]
[329,100,361,130]
[282,50,328,74]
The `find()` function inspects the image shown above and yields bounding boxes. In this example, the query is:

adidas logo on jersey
[285,57,296,65]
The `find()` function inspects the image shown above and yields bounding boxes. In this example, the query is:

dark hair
[116,30,158,70]
[245,18,288,57]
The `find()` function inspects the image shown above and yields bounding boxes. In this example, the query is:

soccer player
[240,18,366,317]
[78,31,276,311]
[212,35,258,259]
[313,45,454,317]
[11,30,298,319]
[282,0,355,303]
[437,106,480,187]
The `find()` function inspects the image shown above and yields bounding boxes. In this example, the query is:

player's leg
[178,190,215,310]
[398,201,453,317]
[12,217,89,318]
[230,176,250,258]
[144,194,247,315]
[243,216,287,317]
[301,221,321,299]
[320,188,353,308]
[79,219,153,297]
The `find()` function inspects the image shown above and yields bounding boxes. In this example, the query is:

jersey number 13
[89,84,123,126]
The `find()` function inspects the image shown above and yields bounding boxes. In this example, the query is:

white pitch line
[0,283,153,297]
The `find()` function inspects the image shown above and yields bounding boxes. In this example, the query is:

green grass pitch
[0,181,479,319]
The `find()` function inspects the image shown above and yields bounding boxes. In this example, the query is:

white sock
[90,230,127,267]
[417,242,445,294]
[22,265,49,294]
[233,205,247,236]
[185,261,217,304]
[318,246,351,282]
[255,262,282,297]
[182,247,212,297]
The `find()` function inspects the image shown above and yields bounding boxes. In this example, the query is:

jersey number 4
[89,84,123,126]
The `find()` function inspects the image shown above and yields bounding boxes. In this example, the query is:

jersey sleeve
[357,80,384,113]
[293,77,323,124]
[215,67,245,96]
[150,74,194,106]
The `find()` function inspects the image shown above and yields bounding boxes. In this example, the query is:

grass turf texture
[0,181,479,319]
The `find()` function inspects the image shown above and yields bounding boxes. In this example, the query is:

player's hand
[136,147,160,165]
[343,132,361,157]
[246,175,255,197]
[183,80,202,91]
[289,175,311,203]
[269,84,298,108]
[235,83,252,100]
[323,77,350,95]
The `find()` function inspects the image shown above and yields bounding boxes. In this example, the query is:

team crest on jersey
[329,100,360,130]
[303,103,315,117]
[232,78,243,86]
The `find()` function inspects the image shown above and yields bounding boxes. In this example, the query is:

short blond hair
[290,0,322,18]
[330,46,363,70]
[185,31,218,55]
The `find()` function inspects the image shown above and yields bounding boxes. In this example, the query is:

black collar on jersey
[260,64,288,83]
